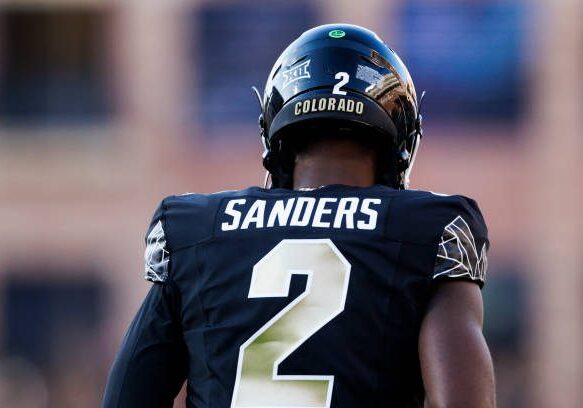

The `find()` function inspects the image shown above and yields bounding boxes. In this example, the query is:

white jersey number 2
[231,239,351,408]
[332,72,350,95]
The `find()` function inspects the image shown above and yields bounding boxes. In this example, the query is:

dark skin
[294,138,496,408]
[293,138,377,189]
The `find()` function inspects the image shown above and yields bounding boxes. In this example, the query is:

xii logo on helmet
[294,97,365,116]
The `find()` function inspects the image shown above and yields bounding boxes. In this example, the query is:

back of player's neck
[293,156,375,190]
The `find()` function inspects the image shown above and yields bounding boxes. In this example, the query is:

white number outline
[231,239,351,408]
[332,72,350,95]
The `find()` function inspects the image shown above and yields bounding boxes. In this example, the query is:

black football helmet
[256,23,423,189]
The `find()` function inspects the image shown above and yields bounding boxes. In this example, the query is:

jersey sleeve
[144,200,170,283]
[101,284,187,407]
[102,198,187,407]
[432,196,489,288]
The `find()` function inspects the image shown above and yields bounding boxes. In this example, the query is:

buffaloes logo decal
[282,59,311,89]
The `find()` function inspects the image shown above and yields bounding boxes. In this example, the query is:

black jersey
[103,185,489,408]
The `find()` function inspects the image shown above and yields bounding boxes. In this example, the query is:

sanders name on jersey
[221,197,382,231]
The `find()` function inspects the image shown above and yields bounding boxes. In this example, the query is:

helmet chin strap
[263,171,272,189]
[403,90,426,189]
[403,133,421,189]
[252,86,263,109]
[253,85,273,188]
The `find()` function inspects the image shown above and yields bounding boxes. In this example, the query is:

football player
[103,24,495,407]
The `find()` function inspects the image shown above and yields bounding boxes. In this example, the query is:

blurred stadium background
[0,0,581,407]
